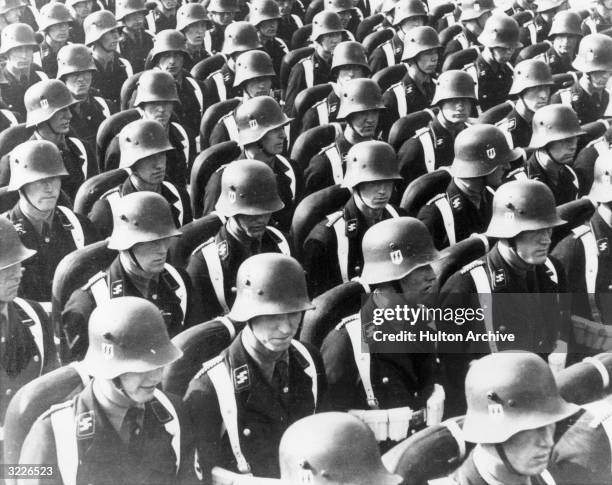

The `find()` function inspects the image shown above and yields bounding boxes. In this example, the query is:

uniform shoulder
[81,271,107,291]
[335,312,360,330]
[192,236,217,256]
[460,259,485,275]
[193,354,225,380]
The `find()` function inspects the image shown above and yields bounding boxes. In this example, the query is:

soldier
[368,0,428,72]
[276,0,303,47]
[324,0,362,36]
[551,33,612,124]
[0,23,47,118]
[439,179,569,416]
[539,10,582,75]
[183,253,325,482]
[37,3,72,78]
[496,59,554,150]
[436,352,579,485]
[66,0,93,44]
[116,0,155,74]
[525,104,585,205]
[380,26,440,138]
[204,0,240,54]
[202,21,262,109]
[149,29,204,140]
[145,0,178,33]
[0,218,60,434]
[19,297,197,485]
[187,160,290,323]
[89,119,192,239]
[279,413,404,485]
[284,11,348,116]
[582,0,612,34]
[305,78,384,196]
[4,141,97,303]
[56,44,114,155]
[0,0,26,28]
[532,0,567,43]
[249,0,288,80]
[442,0,494,58]
[472,13,522,112]
[319,218,443,438]
[398,70,477,184]
[303,141,402,296]
[418,124,517,250]
[84,11,134,102]
[61,192,192,362]
[177,3,212,72]
[202,96,299,231]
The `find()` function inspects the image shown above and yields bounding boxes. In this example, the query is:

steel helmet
[401,26,441,61]
[572,33,612,73]
[249,0,281,26]
[0,218,36,270]
[331,41,370,75]
[25,80,78,127]
[150,29,189,65]
[119,119,174,169]
[235,95,291,146]
[8,140,69,191]
[107,192,182,250]
[393,0,427,26]
[485,179,566,238]
[589,153,612,203]
[134,69,180,105]
[536,0,565,13]
[176,3,212,31]
[360,217,439,285]
[324,0,355,13]
[233,50,275,87]
[452,125,520,178]
[508,59,554,96]
[0,0,25,16]
[311,11,347,41]
[462,352,579,444]
[459,0,494,21]
[38,2,72,32]
[529,104,585,149]
[280,413,403,485]
[343,141,402,188]
[84,10,121,45]
[228,253,314,322]
[222,21,262,56]
[83,297,183,379]
[337,78,385,119]
[215,159,284,216]
[477,13,522,49]
[115,0,149,21]
[431,69,477,105]
[56,44,96,79]
[208,0,240,13]
[0,23,38,55]
[548,10,582,37]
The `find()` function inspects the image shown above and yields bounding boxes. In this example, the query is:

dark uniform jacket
[417,180,494,250]
[91,54,132,104]
[88,177,192,239]
[0,299,59,425]
[69,94,114,155]
[18,381,197,485]
[118,29,154,74]
[442,27,479,59]
[40,40,64,78]
[147,8,177,32]
[539,45,575,75]
[573,138,608,195]
[304,132,352,197]
[299,89,340,133]
[582,12,612,35]
[69,22,85,44]
[1,66,48,119]
[5,204,98,302]
[202,64,240,112]
[368,33,402,73]
[550,82,609,125]
[261,37,289,88]
[183,332,325,482]
[60,256,193,362]
[525,151,579,205]
[284,51,332,117]
[277,14,302,47]
[186,224,289,323]
[173,71,204,143]
[495,107,532,150]
[474,54,514,112]
[204,25,225,54]
[184,45,211,73]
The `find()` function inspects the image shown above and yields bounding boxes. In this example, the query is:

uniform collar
[92,378,144,440]
[241,324,289,384]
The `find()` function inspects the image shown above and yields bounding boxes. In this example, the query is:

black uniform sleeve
[185,251,225,324]
[60,288,96,363]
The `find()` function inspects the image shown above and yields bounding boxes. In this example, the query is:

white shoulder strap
[211,71,228,101]
[222,113,240,141]
[592,137,609,156]
[171,121,191,169]
[544,258,558,285]
[385,204,399,218]
[14,297,44,372]
[324,145,344,185]
[468,263,497,352]
[416,127,436,173]
[525,20,538,45]
[429,195,456,245]
[118,57,133,78]
[36,69,48,81]
[566,165,580,192]
[291,14,303,27]
[68,136,89,180]
[391,82,408,118]
[0,108,18,126]
[163,263,188,322]
[572,224,600,322]
[455,31,469,49]
[344,316,378,409]
[185,76,204,114]
[200,240,230,313]
[328,212,350,283]
[57,206,85,249]
[540,471,556,485]
[315,99,329,126]
[464,63,479,99]
[275,155,297,200]
[50,402,78,485]
[265,226,291,255]
[218,315,236,340]
[302,58,314,88]
[162,181,185,226]
[93,96,111,119]
[382,41,396,67]
[496,117,516,149]
[582,398,612,467]
[152,389,181,472]
[586,17,598,34]
[290,340,318,406]
[560,89,573,107]
[88,273,110,305]
[204,30,212,53]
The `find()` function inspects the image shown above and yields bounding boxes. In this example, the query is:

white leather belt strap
[315,99,329,125]
[468,264,497,352]
[162,181,185,226]
[217,315,236,340]
[432,196,456,246]
[328,213,349,283]
[57,206,85,249]
[171,121,191,170]
[302,58,314,88]
[572,224,600,322]
[186,76,204,114]
[211,71,227,101]
[392,83,408,118]
[265,226,291,255]
[583,356,610,389]
[50,403,78,485]
[222,114,240,141]
[416,127,436,173]
[93,96,111,119]
[382,41,395,67]
[324,145,344,185]
[200,241,230,313]
[290,340,318,406]
[163,263,188,323]
[68,137,89,180]
[14,297,44,373]
[152,389,182,472]
[276,155,297,200]
[345,316,378,409]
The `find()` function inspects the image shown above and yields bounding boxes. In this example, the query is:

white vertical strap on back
[586,17,598,35]
[468,264,497,352]
[204,30,212,53]
[276,155,297,200]
[328,213,349,283]
[217,315,236,340]
[222,114,240,141]
[290,340,318,407]
[572,225,600,322]
[14,297,44,373]
[119,57,134,78]
[392,83,408,117]
[566,166,580,192]
[385,205,399,218]
[206,361,252,474]
[324,145,344,185]
[382,41,396,67]
[525,20,537,45]
[0,109,18,126]
[265,226,291,255]
[455,32,469,49]
[559,89,573,107]
[583,356,610,389]
[592,137,609,156]
[162,181,185,226]
[302,58,314,88]
[57,206,85,249]
[185,77,204,113]
[345,317,378,409]
[416,127,436,173]
[315,99,329,125]
[152,389,181,472]
[68,137,89,180]
[211,71,228,101]
[171,122,191,170]
[89,275,110,305]
[291,14,303,27]
[443,12,456,26]
[163,263,188,322]
[582,399,612,472]
[146,11,156,33]
[540,470,557,485]
[50,403,78,485]
[93,97,111,119]
[544,258,558,284]
[200,241,230,313]
[432,196,456,246]
[442,419,466,461]
[464,63,479,98]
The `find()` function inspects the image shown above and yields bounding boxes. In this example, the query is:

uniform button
[6,388,13,397]
[134,428,141,436]
[152,294,158,300]
[33,355,40,363]
[499,326,507,333]
[538,340,543,347]
[86,116,92,120]
[282,386,289,393]
[243,428,251,437]
[44,237,50,243]
[382,377,389,384]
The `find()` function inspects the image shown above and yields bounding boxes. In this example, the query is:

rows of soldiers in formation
[4,0,612,482]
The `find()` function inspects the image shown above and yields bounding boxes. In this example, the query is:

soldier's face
[514,228,553,265]
[276,0,294,16]
[118,367,164,404]
[520,85,550,112]
[250,311,302,352]
[499,424,555,476]
[6,46,33,71]
[348,109,380,138]
[72,0,93,20]
[142,101,174,127]
[398,265,438,306]
[46,107,73,134]
[3,7,23,24]
[484,162,510,189]
[123,11,146,31]
[551,35,578,56]
[132,152,167,185]
[235,212,272,239]
[440,98,471,124]
[490,46,514,65]
[335,65,367,87]
[257,18,279,38]
[415,49,439,75]
[64,70,93,99]
[588,70,612,90]
[0,263,23,302]
[319,32,343,54]
[22,176,61,212]
[547,136,577,165]
[209,11,234,25]
[260,126,286,154]
[47,22,71,44]
[243,76,273,97]
[184,21,209,44]
[99,29,120,52]
[157,51,185,77]
[131,237,172,274]
[337,10,352,28]
[356,180,394,209]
